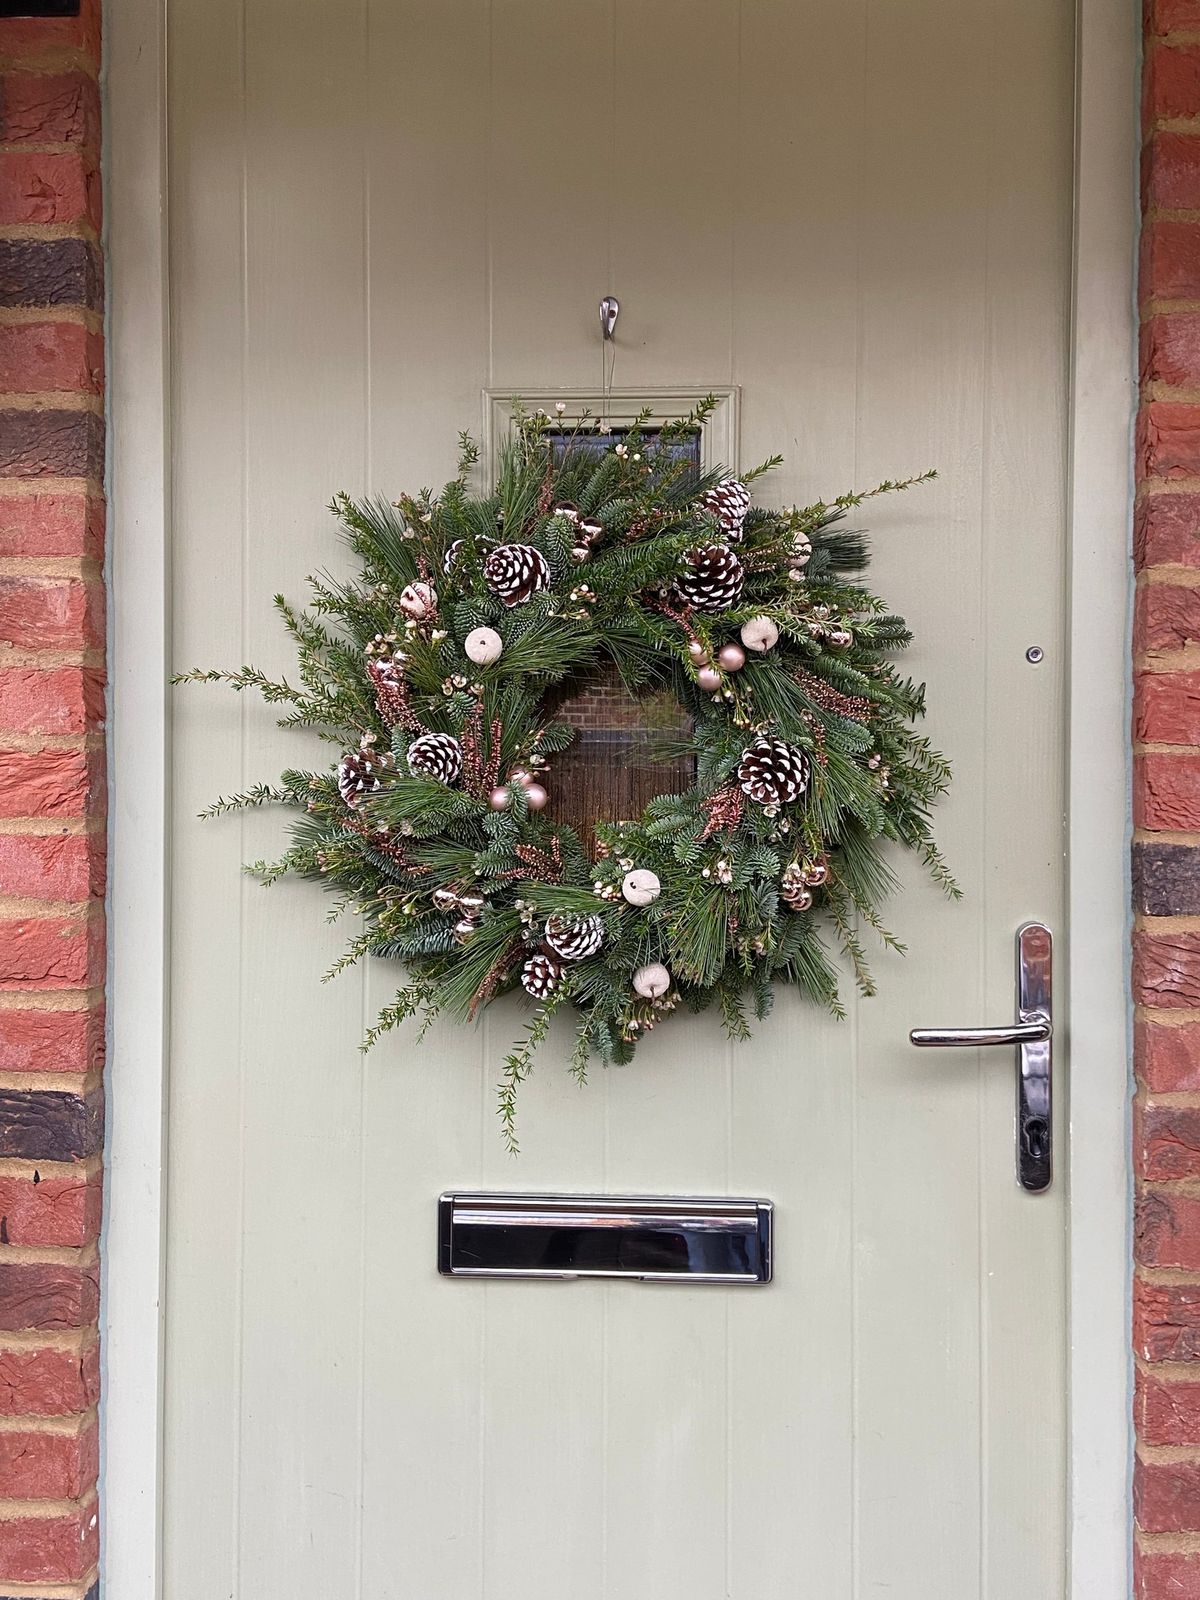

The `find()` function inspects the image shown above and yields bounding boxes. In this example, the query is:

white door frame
[100,0,1138,1592]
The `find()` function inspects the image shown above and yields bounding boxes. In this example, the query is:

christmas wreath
[180,399,955,1147]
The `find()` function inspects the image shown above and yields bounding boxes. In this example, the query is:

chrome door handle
[909,923,1053,1193]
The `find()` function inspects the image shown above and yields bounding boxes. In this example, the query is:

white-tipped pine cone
[737,736,810,811]
[337,748,384,808]
[544,913,604,963]
[442,539,470,576]
[674,544,744,614]
[483,543,551,607]
[702,479,751,540]
[521,952,562,998]
[407,732,463,786]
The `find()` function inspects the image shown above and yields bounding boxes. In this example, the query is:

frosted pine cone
[407,732,464,786]
[483,543,551,607]
[366,654,407,726]
[674,544,744,614]
[337,747,384,808]
[737,736,810,812]
[702,479,751,540]
[521,952,562,998]
[442,539,469,576]
[544,913,604,962]
[780,862,814,911]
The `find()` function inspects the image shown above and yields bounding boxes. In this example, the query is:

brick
[1137,1456,1200,1532]
[0,1418,96,1500]
[0,0,102,62]
[0,748,101,819]
[1143,219,1200,302]
[1138,1099,1200,1177]
[1146,131,1200,210]
[1137,1548,1200,1600]
[1138,1368,1200,1444]
[0,239,101,311]
[0,1263,97,1333]
[1136,925,1200,1005]
[1138,492,1200,567]
[0,667,104,736]
[1136,752,1200,828]
[0,1496,97,1585]
[1136,1277,1200,1361]
[0,72,99,148]
[1138,1017,1200,1089]
[1140,401,1200,478]
[0,1009,102,1076]
[1143,313,1200,390]
[1137,585,1200,655]
[0,494,102,560]
[1148,0,1200,31]
[1146,42,1200,124]
[0,1088,101,1162]
[0,834,98,901]
[0,1343,97,1419]
[0,1172,98,1249]
[1138,670,1200,742]
[0,576,101,651]
[0,150,97,230]
[1138,1189,1200,1268]
[0,411,103,481]
[1135,841,1200,914]
[0,915,102,990]
[0,323,102,396]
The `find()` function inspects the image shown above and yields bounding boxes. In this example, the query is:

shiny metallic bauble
[717,642,746,672]
[687,639,709,664]
[489,786,512,811]
[696,666,722,692]
[524,782,548,811]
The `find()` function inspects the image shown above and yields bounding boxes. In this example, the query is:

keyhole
[1023,1118,1049,1160]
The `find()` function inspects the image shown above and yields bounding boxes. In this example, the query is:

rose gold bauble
[509,769,533,788]
[718,642,746,671]
[687,639,709,664]
[696,666,722,692]
[489,786,512,811]
[524,782,549,811]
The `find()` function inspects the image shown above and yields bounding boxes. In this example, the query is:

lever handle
[908,922,1053,1193]
[910,1019,1051,1049]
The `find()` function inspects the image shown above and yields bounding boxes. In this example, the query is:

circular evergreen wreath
[181,399,956,1147]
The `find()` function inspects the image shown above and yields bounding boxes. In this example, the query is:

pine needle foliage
[176,405,953,1148]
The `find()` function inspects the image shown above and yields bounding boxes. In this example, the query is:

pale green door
[164,1,1072,1594]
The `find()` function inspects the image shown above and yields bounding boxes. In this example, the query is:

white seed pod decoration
[632,963,671,1000]
[621,868,662,907]
[740,616,780,654]
[399,580,437,619]
[464,626,503,666]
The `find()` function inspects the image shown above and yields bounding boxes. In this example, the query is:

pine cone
[407,732,464,786]
[674,544,745,614]
[442,539,470,576]
[366,655,408,726]
[521,952,562,998]
[544,912,604,962]
[337,748,384,808]
[702,479,751,540]
[483,543,551,607]
[737,736,810,811]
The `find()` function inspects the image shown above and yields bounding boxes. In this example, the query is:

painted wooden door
[163,1,1073,1594]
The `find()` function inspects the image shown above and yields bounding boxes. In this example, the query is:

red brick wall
[0,5,103,1597]
[1137,5,1200,1595]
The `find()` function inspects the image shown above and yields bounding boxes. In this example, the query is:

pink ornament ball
[687,639,709,664]
[489,786,512,811]
[696,666,722,692]
[524,782,549,811]
[718,642,746,672]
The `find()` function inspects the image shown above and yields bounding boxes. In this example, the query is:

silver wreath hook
[599,296,619,340]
